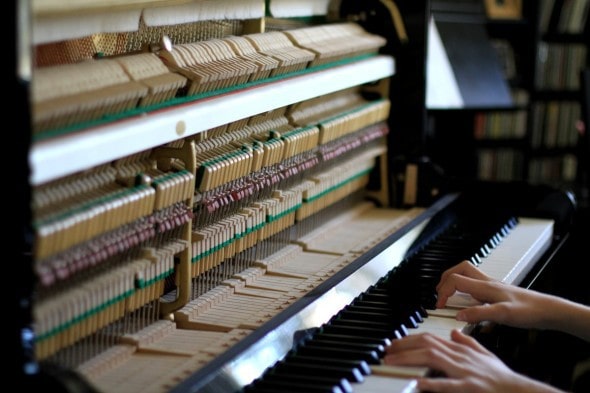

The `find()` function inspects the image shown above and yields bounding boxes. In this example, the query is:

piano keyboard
[239,213,555,393]
[476,217,554,286]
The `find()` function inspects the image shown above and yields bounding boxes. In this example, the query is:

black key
[321,321,404,340]
[260,372,353,393]
[346,300,426,321]
[244,379,344,393]
[337,309,418,329]
[294,344,381,364]
[284,355,371,376]
[272,362,364,383]
[324,319,403,338]
[312,333,392,347]
[331,313,403,328]
[304,338,386,357]
[328,317,409,338]
[355,293,391,304]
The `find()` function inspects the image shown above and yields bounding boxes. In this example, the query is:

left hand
[382,329,563,393]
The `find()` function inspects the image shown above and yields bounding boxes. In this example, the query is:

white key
[335,217,553,393]
[478,217,553,285]
[351,373,418,393]
[427,307,460,318]
[409,314,468,338]
[446,292,482,309]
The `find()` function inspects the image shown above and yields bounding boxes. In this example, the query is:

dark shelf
[428,0,588,187]
[486,18,531,34]
[542,32,590,44]
[474,137,529,148]
[530,146,578,157]
[532,90,583,100]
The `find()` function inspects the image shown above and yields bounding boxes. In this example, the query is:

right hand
[435,261,557,330]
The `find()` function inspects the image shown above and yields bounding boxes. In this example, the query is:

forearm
[514,377,564,393]
[418,373,567,393]
[508,374,568,393]
[542,295,590,341]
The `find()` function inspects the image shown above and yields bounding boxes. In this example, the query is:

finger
[436,261,488,291]
[449,329,493,355]
[385,332,444,354]
[417,377,467,393]
[456,302,510,325]
[384,334,472,377]
[387,332,475,360]
[383,346,454,373]
[436,273,477,308]
[437,275,505,309]
[385,331,468,355]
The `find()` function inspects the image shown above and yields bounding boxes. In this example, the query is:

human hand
[435,261,570,332]
[382,329,564,393]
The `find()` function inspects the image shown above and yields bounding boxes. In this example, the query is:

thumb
[450,329,491,354]
[456,303,504,324]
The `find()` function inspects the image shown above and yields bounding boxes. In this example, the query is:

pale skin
[382,261,590,393]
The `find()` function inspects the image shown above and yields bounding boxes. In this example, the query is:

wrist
[538,294,569,330]
[540,295,590,341]
[506,373,565,393]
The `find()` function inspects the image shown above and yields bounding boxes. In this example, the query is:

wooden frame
[484,0,522,20]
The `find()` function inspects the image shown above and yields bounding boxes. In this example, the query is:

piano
[168,181,575,393]
[16,1,578,392]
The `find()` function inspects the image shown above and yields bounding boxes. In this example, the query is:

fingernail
[456,311,466,321]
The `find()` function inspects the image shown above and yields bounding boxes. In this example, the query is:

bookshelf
[427,0,589,192]
[529,0,589,186]
[471,1,539,183]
